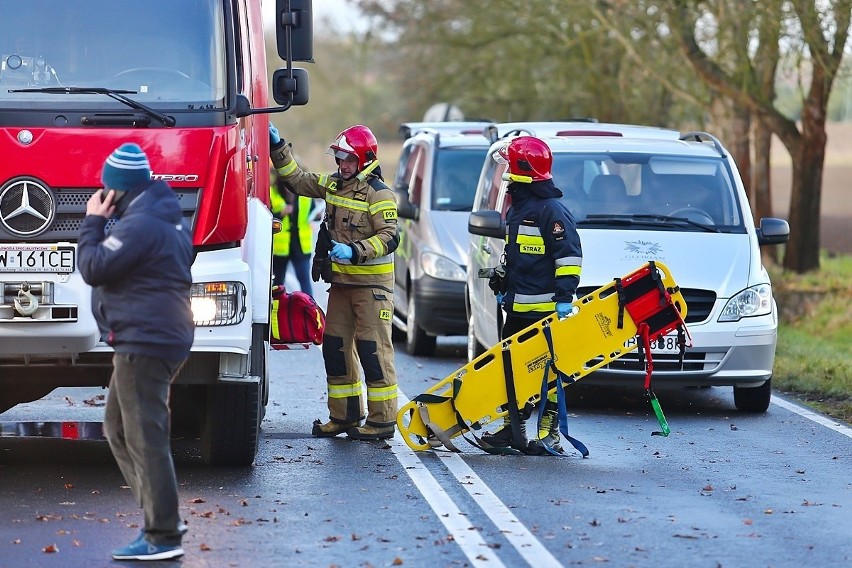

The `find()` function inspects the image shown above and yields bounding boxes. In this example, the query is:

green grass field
[770,254,852,423]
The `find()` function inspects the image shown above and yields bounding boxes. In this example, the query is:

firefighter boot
[312,418,360,438]
[528,399,564,455]
[480,417,528,451]
[347,421,395,441]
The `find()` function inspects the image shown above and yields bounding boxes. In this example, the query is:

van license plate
[623,334,681,354]
[0,245,75,273]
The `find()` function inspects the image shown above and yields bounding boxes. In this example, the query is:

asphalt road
[2,328,851,568]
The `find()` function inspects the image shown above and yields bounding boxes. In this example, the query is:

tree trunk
[752,120,777,264]
[783,114,826,273]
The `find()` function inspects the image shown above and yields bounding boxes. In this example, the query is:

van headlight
[718,284,772,322]
[190,282,246,326]
[421,251,466,282]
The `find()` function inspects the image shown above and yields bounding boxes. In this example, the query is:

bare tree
[668,0,851,273]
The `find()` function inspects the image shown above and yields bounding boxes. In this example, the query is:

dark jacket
[78,180,194,361]
[504,179,583,318]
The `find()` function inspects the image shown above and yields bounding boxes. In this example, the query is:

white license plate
[0,245,75,273]
[623,334,681,354]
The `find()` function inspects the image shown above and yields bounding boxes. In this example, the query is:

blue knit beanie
[101,143,151,191]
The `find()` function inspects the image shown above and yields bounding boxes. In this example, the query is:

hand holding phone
[87,189,116,218]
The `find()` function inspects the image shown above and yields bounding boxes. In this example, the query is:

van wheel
[406,292,436,356]
[467,313,486,362]
[733,379,771,413]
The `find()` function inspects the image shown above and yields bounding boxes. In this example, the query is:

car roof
[399,121,494,140]
[492,121,681,140]
[401,122,495,149]
[486,122,728,159]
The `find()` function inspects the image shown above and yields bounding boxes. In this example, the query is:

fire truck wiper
[8,86,176,127]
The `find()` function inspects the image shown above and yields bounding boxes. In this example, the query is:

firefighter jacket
[503,179,582,318]
[270,182,314,257]
[271,141,399,289]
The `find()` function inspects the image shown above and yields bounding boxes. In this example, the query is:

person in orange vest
[270,166,316,296]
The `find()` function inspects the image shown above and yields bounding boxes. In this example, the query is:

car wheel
[406,292,436,356]
[733,378,772,413]
[467,311,486,362]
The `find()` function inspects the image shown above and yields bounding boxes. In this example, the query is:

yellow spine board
[397,261,688,451]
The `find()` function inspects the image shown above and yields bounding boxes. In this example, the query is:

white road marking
[388,434,506,567]
[438,451,565,568]
[391,392,563,568]
[771,395,852,438]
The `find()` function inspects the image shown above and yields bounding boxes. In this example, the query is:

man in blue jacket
[481,136,583,455]
[78,143,194,561]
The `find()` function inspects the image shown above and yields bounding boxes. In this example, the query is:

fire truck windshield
[0,0,226,108]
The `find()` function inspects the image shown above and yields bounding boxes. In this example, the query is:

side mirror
[272,68,309,106]
[757,217,790,246]
[276,0,314,62]
[394,189,418,221]
[468,210,504,238]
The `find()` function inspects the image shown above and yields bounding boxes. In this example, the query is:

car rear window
[432,147,489,211]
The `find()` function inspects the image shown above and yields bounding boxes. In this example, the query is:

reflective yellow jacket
[271,142,399,288]
[270,185,313,256]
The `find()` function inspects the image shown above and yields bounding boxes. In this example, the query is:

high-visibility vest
[270,186,313,256]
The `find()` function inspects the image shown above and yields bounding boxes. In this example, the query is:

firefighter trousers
[321,285,398,428]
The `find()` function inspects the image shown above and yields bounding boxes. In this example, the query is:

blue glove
[269,122,281,145]
[330,240,353,261]
[556,302,572,319]
[495,292,505,306]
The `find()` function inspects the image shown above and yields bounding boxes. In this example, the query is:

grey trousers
[103,353,185,546]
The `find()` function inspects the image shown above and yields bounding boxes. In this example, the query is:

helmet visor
[326,146,356,162]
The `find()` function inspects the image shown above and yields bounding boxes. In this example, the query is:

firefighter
[481,135,583,454]
[269,123,400,441]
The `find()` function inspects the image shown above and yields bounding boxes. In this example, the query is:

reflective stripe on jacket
[504,194,582,316]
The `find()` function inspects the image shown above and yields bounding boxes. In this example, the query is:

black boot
[480,417,528,451]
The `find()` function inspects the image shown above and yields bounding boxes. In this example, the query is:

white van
[466,123,789,412]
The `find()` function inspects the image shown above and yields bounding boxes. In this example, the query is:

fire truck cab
[0,0,313,465]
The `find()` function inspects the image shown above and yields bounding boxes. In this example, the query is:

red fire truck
[0,0,313,465]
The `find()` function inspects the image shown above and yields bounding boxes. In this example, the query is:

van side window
[393,145,414,190]
[487,164,504,212]
[408,145,426,207]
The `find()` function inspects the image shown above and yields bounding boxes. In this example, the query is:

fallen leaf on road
[42,544,59,553]
[188,498,205,503]
[83,395,106,406]
[200,543,211,551]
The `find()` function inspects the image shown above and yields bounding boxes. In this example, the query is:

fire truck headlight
[190,282,246,326]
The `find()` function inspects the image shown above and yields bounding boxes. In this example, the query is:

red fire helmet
[326,124,378,172]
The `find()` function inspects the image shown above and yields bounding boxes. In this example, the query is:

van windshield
[552,153,745,231]
[432,147,489,211]
[0,0,226,108]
